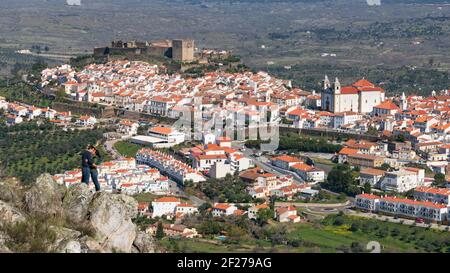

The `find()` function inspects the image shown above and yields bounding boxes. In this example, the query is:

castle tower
[172,39,195,62]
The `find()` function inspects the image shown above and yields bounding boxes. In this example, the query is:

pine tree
[156,222,165,240]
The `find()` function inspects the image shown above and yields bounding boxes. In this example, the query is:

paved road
[104,138,122,160]
[233,143,306,183]
[275,200,351,208]
[232,142,287,176]
[167,180,206,206]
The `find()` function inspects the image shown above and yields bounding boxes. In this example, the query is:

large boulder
[62,183,93,224]
[87,192,138,253]
[133,231,156,253]
[0,178,23,205]
[0,200,25,228]
[24,174,66,217]
[49,226,82,253]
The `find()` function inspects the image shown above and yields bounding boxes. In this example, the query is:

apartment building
[356,194,448,222]
[347,154,384,168]
[380,169,424,193]
[414,186,450,206]
[136,148,206,184]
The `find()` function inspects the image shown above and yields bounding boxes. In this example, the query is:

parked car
[415,218,425,223]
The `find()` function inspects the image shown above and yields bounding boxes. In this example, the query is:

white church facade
[321,76,385,114]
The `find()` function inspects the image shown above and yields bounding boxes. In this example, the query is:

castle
[321,76,385,113]
[94,39,195,62]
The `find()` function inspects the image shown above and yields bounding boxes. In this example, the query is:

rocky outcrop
[0,174,156,253]
[133,231,156,253]
[62,183,93,224]
[0,178,23,206]
[49,226,82,253]
[0,200,25,228]
[87,192,138,253]
[23,174,66,217]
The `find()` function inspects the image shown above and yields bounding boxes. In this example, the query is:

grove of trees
[0,122,108,184]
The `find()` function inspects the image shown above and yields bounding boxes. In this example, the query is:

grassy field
[132,192,160,203]
[114,141,142,157]
[158,214,450,253]
[287,223,418,253]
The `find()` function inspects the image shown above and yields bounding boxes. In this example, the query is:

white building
[76,116,97,127]
[0,97,8,110]
[132,126,185,148]
[118,120,139,136]
[202,132,216,145]
[175,203,199,218]
[6,114,23,126]
[53,158,170,194]
[355,193,380,211]
[136,148,206,184]
[271,155,301,170]
[275,206,301,223]
[321,77,385,114]
[290,163,325,183]
[359,168,386,187]
[212,203,238,217]
[248,203,270,220]
[413,186,450,206]
[332,112,362,129]
[355,194,448,222]
[380,168,424,193]
[151,197,181,218]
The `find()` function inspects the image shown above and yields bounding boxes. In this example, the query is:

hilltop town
[2,32,450,253]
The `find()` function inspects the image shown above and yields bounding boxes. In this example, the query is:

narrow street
[104,138,122,160]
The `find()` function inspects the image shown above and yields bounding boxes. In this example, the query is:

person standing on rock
[81,145,101,192]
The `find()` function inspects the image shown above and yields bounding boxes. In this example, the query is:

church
[321,76,385,113]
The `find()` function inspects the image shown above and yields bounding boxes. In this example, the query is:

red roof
[340,79,384,94]
[196,154,227,160]
[360,168,386,176]
[374,100,400,111]
[272,155,301,163]
[214,203,232,210]
[352,79,375,88]
[149,126,173,135]
[154,197,181,203]
[338,147,360,155]
[357,193,380,200]
[415,186,450,196]
[341,86,359,94]
[381,196,447,209]
[217,136,231,142]
[291,163,314,172]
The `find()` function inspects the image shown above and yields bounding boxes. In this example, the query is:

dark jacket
[81,150,94,168]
